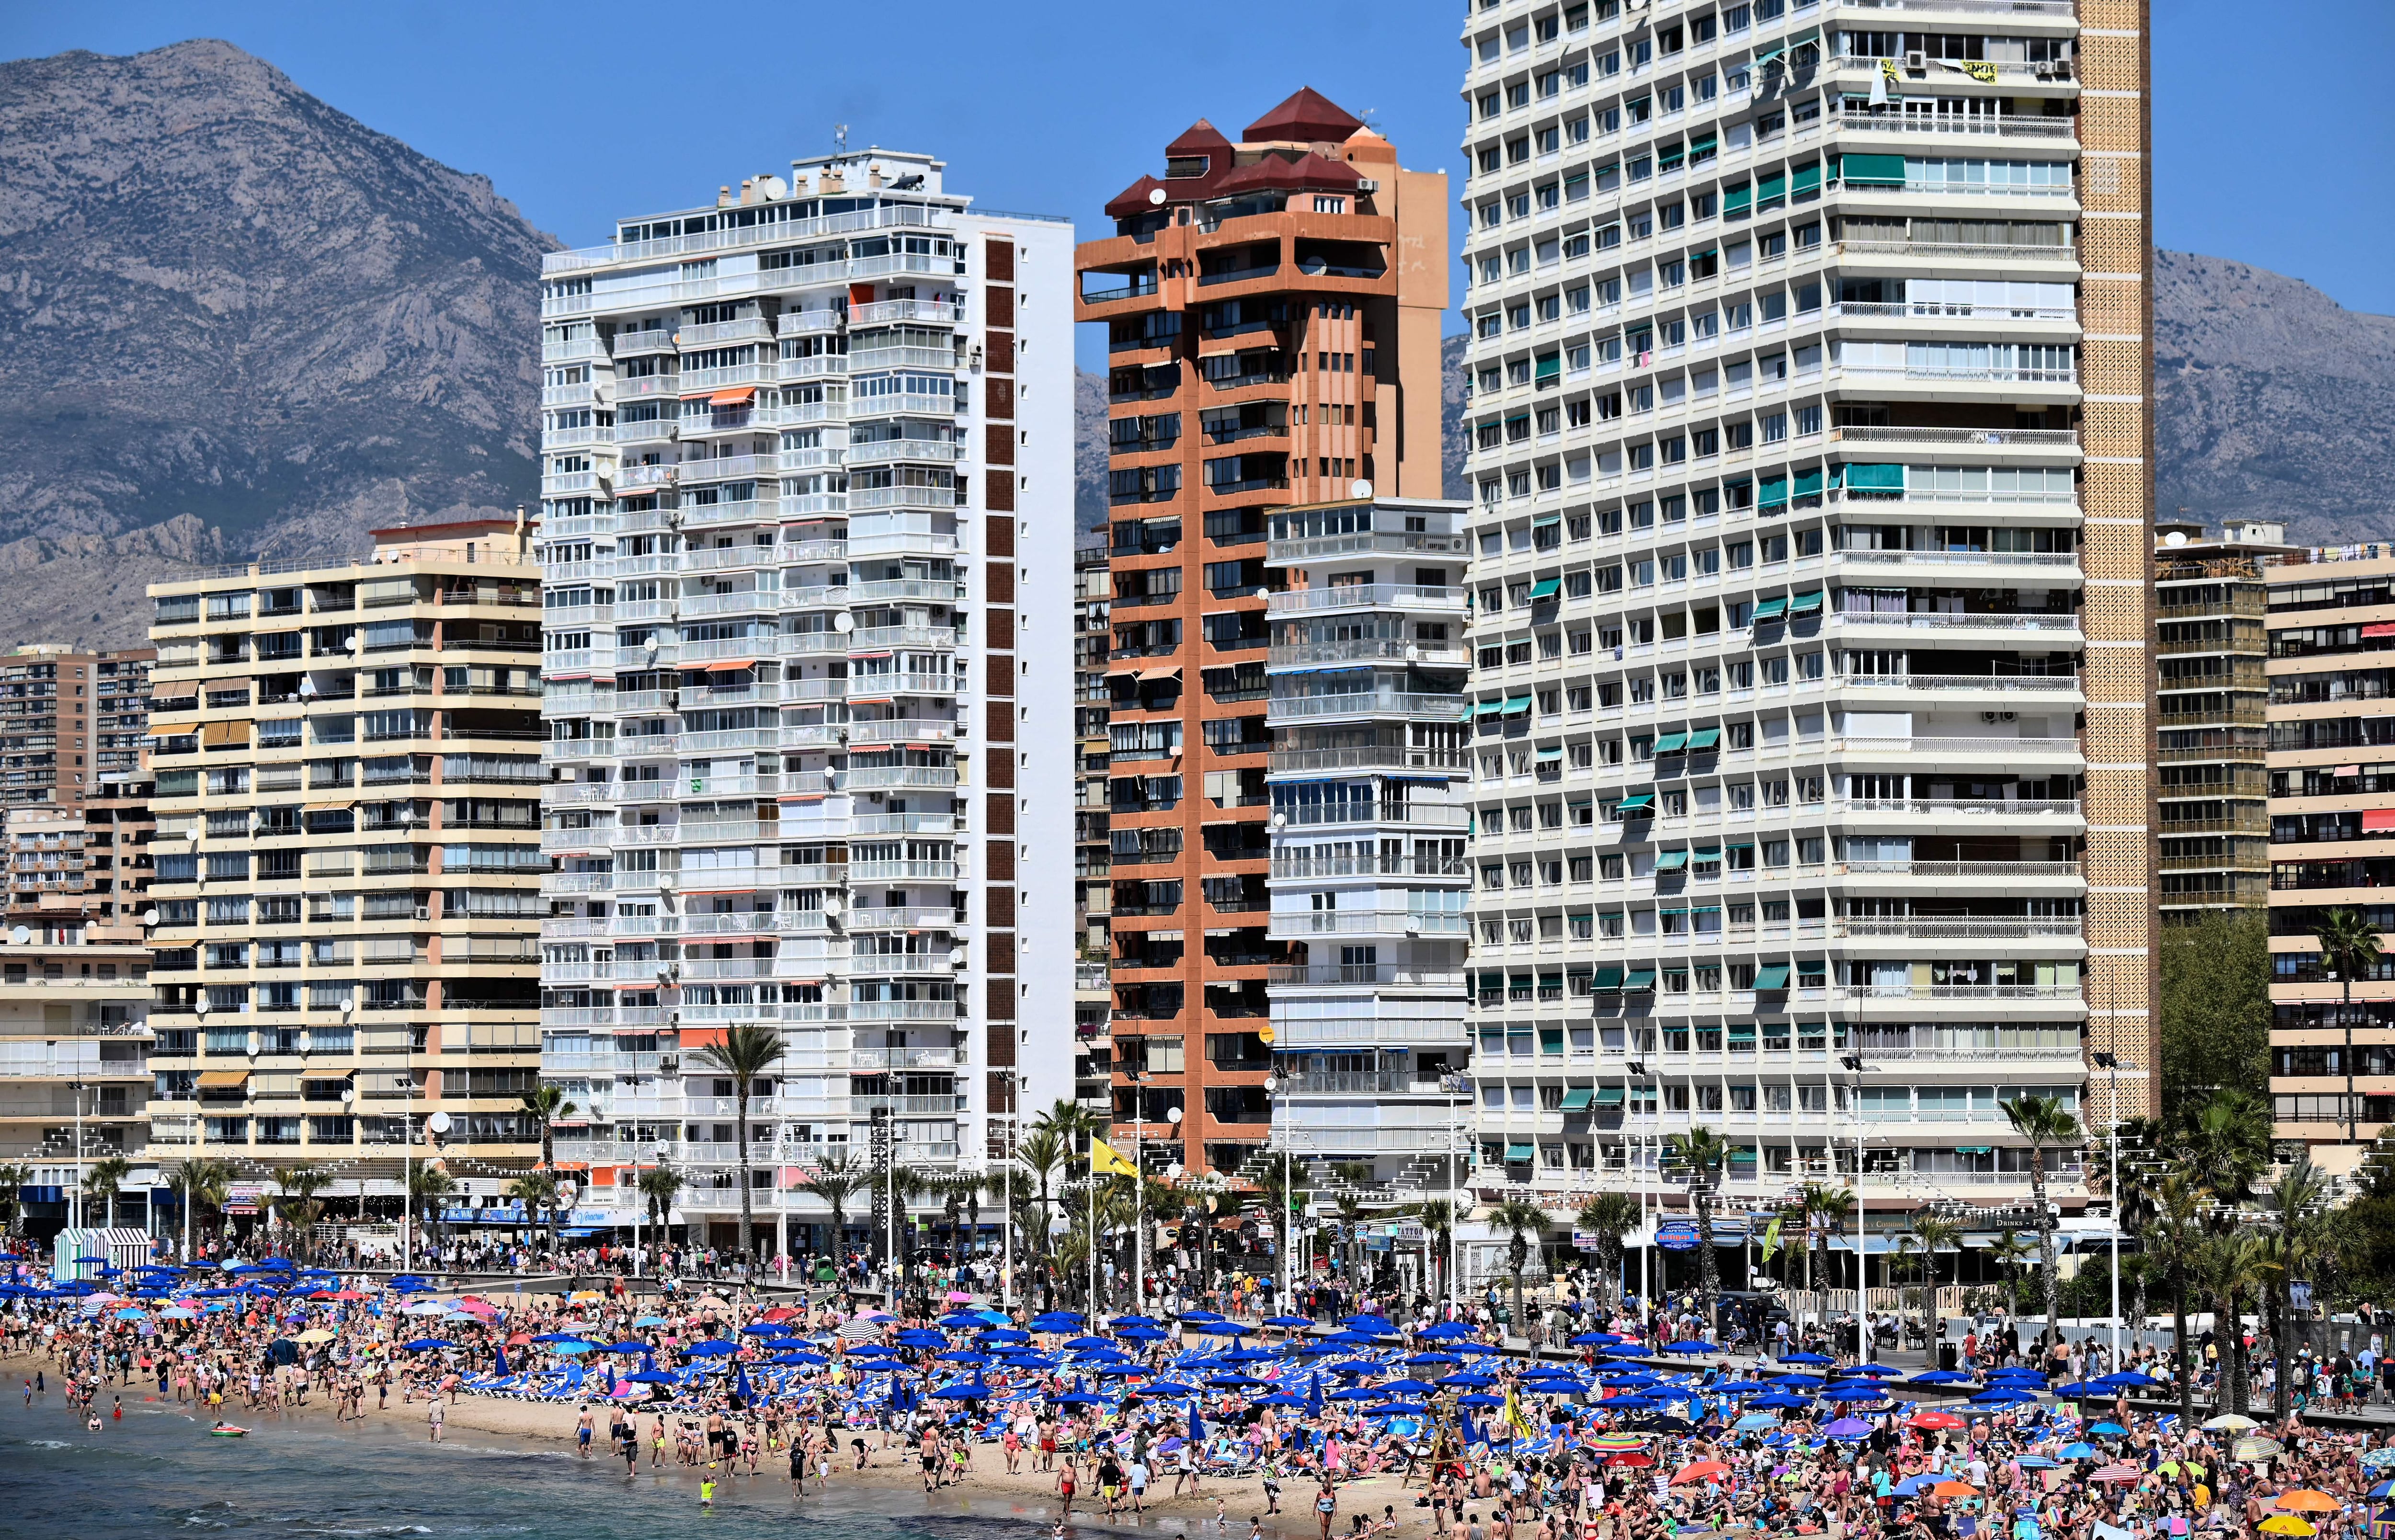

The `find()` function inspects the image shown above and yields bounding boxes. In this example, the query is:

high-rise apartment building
[535,151,1072,1251]
[4,780,154,922]
[2154,518,2291,921]
[0,646,155,809]
[2264,546,2395,1168]
[143,525,546,1182]
[1454,0,2150,1205]
[1075,89,1449,1178]
[1263,496,1475,1185]
[0,916,154,1233]
[1075,540,1118,1115]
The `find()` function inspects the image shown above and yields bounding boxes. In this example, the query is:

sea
[0,1384,1093,1540]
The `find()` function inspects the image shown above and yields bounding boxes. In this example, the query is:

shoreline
[1,1352,1405,1540]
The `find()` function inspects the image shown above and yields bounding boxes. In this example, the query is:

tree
[1012,1127,1068,1256]
[693,1021,786,1262]
[1986,1230,2034,1317]
[1793,1182,1853,1309]
[1576,1192,1642,1308]
[2181,1089,2270,1219]
[518,1084,579,1257]
[2144,1175,2203,1421]
[793,1156,863,1262]
[0,1162,32,1235]
[1032,1098,1106,1152]
[1665,1126,1735,1336]
[82,1154,132,1228]
[2257,1158,2335,1418]
[1491,1197,1551,1346]
[406,1164,457,1263]
[2313,907,2386,1143]
[1256,1153,1312,1283]
[509,1169,560,1254]
[1405,1196,1458,1302]
[637,1162,686,1236]
[1906,1211,1964,1352]
[2000,1094,2081,1348]
[2158,909,2270,1106]
[274,1162,335,1260]
[2194,1231,2276,1415]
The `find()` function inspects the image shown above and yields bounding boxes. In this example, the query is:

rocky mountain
[2154,251,2395,542]
[1075,367,1108,538]
[0,38,553,647]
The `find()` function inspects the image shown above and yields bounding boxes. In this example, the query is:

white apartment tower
[536,150,1074,1255]
[1455,0,2156,1221]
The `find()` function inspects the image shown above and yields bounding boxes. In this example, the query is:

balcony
[1268,638,1471,669]
[1266,583,1469,617]
[1266,690,1471,724]
[1834,108,2077,140]
[1267,530,1470,565]
[1268,744,1471,776]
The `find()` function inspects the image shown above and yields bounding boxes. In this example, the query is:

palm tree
[1256,1152,1312,1280]
[0,1161,32,1236]
[1012,1127,1068,1253]
[274,1162,335,1260]
[1576,1192,1642,1307]
[794,1155,864,1262]
[1986,1229,2034,1317]
[83,1154,133,1229]
[2258,1158,2335,1418]
[2312,907,2384,1144]
[509,1169,560,1253]
[1793,1182,1852,1312]
[2182,1089,2270,1222]
[637,1161,686,1237]
[693,1021,787,1263]
[2195,1232,2276,1415]
[2000,1093,2081,1349]
[2146,1174,2203,1420]
[1665,1126,1734,1336]
[1906,1210,1964,1352]
[1490,1196,1551,1346]
[167,1157,233,1245]
[407,1164,457,1263]
[1405,1196,1458,1302]
[1032,1098,1106,1153]
[518,1084,579,1256]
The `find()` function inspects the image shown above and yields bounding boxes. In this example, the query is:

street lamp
[1627,1059,1650,1309]
[2091,1050,2129,1368]
[1840,1050,1867,1364]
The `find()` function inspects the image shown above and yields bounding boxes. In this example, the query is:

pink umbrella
[946,1290,973,1303]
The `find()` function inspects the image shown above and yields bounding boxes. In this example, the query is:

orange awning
[704,659,755,673]
[148,722,198,739]
[195,1070,249,1088]
[201,720,250,747]
[708,387,757,406]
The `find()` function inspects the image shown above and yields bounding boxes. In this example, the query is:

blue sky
[9,0,2393,365]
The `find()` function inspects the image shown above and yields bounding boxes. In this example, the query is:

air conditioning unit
[1356,178,1380,195]
[1905,49,1927,70]
[414,906,431,921]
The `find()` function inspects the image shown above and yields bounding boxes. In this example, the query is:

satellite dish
[1148,187,1166,206]
[185,828,201,843]
[823,898,844,920]
[833,613,855,633]
[427,1111,452,1136]
[9,926,27,946]
[1270,813,1286,830]
[948,947,967,967]
[346,633,363,653]
[194,996,211,1016]
[340,1086,354,1105]
[758,175,789,201]
[297,1030,311,1053]
[298,676,318,698]
[139,908,158,928]
[340,998,354,1016]
[1349,479,1373,500]
[1298,253,1327,275]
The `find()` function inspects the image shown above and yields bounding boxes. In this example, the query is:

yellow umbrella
[2260,1517,2317,1536]
[570,1289,604,1302]
[296,1329,337,1344]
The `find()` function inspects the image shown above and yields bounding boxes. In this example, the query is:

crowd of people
[9,1250,2395,1540]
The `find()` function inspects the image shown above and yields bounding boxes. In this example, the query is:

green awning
[1693,846,1722,860]
[1531,513,1562,528]
[1752,965,1792,990]
[1528,578,1561,599]
[1840,153,1906,187]
[1617,793,1654,812]
[1653,732,1690,754]
[1726,1022,1757,1040]
[1653,850,1690,871]
[1758,171,1788,205]
[1759,475,1790,508]
[1751,596,1789,621]
[1594,1086,1626,1107]
[1560,1088,1595,1111]
[1592,162,1619,178]
[1471,699,1505,719]
[1754,44,1786,68]
[1794,468,1825,497]
[1505,1143,1535,1163]
[1594,966,1626,990]
[1622,969,1658,990]
[1844,463,1905,491]
[1534,352,1561,380]
[1792,162,1823,195]
[1688,728,1721,750]
[1536,745,1564,761]
[1725,842,1754,851]
[1790,590,1825,614]
[1723,183,1753,215]
[1689,133,1719,156]
[1502,693,1532,716]
[1693,905,1722,914]
[1658,145,1686,171]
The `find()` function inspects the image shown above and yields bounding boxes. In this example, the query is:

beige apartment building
[0,917,154,1232]
[143,522,547,1201]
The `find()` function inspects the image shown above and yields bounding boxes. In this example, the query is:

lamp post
[1628,1059,1650,1310]
[1444,1069,1470,1316]
[68,1079,86,1236]
[2092,1049,2128,1368]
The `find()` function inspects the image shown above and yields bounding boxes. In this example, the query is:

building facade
[0,915,154,1236]
[1075,88,1449,1178]
[143,525,546,1188]
[534,151,1073,1251]
[1452,0,2151,1209]
[2154,519,2290,922]
[1263,496,1475,1186]
[1075,540,1117,1116]
[0,646,155,810]
[2264,547,2395,1169]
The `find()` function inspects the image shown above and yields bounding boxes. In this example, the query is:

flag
[494,1341,508,1375]
[1962,60,1997,84]
[1190,1401,1205,1445]
[1505,1384,1532,1436]
[1463,1407,1484,1447]
[1869,61,1891,108]
[1089,1138,1138,1177]
[1761,1217,1783,1264]
[733,1360,754,1405]
[1307,1372,1324,1420]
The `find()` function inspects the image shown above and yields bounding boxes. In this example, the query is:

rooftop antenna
[834,123,849,156]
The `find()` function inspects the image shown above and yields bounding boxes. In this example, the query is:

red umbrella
[2090,1463,2144,1485]
[1909,1412,1965,1430]
[1673,1460,1733,1485]
[1606,1451,1655,1468]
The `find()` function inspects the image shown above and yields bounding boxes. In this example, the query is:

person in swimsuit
[1318,1481,1342,1540]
